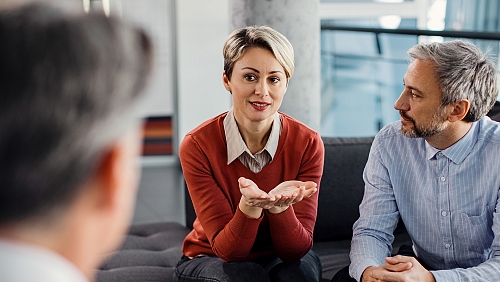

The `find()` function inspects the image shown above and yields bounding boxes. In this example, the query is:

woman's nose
[254,80,268,97]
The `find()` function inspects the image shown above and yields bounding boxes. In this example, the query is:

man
[333,40,500,282]
[0,3,153,281]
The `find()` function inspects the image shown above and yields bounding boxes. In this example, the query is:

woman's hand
[238,177,318,216]
[267,180,317,214]
[238,177,276,218]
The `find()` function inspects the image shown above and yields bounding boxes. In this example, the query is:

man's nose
[394,92,409,111]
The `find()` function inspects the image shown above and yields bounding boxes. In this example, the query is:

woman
[174,25,324,282]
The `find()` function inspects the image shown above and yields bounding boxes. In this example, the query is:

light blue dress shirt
[349,117,500,281]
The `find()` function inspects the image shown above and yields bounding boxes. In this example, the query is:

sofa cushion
[96,222,190,282]
[314,137,373,242]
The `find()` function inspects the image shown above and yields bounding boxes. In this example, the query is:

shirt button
[440,176,446,182]
[441,211,447,216]
[437,152,443,157]
[445,243,451,249]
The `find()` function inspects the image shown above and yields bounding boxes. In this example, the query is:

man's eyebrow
[403,78,424,94]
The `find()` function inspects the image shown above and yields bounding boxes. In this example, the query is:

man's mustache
[400,111,414,123]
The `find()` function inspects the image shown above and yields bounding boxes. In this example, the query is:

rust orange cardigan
[179,112,324,262]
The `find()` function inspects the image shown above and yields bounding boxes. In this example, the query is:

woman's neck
[235,115,274,154]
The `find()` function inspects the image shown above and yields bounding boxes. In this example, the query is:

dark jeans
[173,249,322,282]
[331,245,432,282]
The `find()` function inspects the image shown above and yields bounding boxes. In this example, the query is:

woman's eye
[245,74,256,81]
[269,77,280,83]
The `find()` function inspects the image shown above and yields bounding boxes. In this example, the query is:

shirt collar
[425,121,479,164]
[223,107,281,165]
[0,239,89,282]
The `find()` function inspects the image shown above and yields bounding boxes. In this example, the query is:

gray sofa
[96,137,412,282]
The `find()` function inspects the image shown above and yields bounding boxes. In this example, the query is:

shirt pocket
[458,205,493,256]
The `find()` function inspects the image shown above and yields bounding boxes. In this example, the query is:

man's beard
[400,107,447,138]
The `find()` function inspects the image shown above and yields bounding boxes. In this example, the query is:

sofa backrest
[313,137,374,242]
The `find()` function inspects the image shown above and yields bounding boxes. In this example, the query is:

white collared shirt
[0,238,89,282]
[223,108,281,173]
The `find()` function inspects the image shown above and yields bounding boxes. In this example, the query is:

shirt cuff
[430,269,459,282]
[350,258,379,282]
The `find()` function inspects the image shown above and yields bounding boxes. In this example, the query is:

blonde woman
[174,26,324,282]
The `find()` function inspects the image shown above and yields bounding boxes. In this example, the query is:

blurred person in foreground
[0,3,152,281]
[173,26,324,282]
[332,40,500,282]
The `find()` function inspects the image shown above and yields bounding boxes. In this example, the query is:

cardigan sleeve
[180,133,262,261]
[267,131,324,261]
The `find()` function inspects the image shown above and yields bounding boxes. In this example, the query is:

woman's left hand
[267,180,317,214]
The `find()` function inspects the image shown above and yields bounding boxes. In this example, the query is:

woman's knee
[174,256,270,282]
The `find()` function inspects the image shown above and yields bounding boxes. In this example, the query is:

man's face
[394,59,448,138]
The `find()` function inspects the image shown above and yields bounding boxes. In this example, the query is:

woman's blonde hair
[223,25,294,81]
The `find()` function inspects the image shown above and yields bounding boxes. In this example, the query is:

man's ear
[84,127,141,255]
[92,128,140,211]
[448,99,470,122]
[92,142,124,211]
[222,71,231,92]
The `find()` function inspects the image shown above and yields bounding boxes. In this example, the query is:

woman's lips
[250,101,270,111]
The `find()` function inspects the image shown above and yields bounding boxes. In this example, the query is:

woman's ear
[222,71,231,92]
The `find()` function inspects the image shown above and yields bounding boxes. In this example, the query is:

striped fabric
[223,108,281,173]
[349,117,500,281]
[142,116,172,155]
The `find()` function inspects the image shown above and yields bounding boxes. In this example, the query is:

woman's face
[223,47,287,126]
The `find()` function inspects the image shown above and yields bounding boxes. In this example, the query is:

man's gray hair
[0,3,153,223]
[408,40,498,122]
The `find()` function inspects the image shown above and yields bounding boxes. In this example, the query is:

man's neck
[425,121,473,150]
[0,210,96,281]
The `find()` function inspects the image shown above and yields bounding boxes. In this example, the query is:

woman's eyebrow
[241,67,284,75]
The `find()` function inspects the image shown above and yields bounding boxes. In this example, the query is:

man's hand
[363,255,435,282]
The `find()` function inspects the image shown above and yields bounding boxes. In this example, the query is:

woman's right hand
[238,177,277,210]
[239,177,291,218]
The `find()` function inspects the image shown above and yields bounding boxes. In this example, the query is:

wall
[175,0,231,150]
